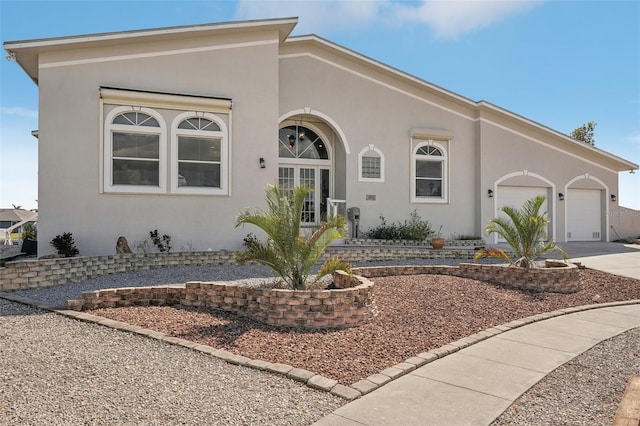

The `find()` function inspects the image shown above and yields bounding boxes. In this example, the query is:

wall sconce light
[487,189,494,198]
[558,193,564,201]
[259,157,266,169]
[611,194,617,202]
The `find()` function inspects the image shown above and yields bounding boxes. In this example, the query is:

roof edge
[3,17,298,50]
[285,34,478,108]
[478,101,639,171]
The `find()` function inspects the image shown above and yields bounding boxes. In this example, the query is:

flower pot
[431,237,445,250]
[21,238,37,256]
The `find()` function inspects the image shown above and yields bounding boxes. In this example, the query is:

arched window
[104,107,166,193]
[412,140,448,203]
[171,112,228,194]
[278,125,329,160]
[358,144,384,182]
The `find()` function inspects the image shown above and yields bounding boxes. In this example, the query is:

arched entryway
[278,111,348,226]
[278,123,332,225]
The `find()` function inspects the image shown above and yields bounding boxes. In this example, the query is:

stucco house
[4,17,638,256]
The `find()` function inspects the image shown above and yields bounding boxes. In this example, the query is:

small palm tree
[476,195,567,268]
[235,184,351,290]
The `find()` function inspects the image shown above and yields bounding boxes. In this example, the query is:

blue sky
[1,0,639,211]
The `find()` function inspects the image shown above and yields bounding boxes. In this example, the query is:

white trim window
[411,139,448,203]
[104,106,167,194]
[358,144,384,182]
[101,88,231,196]
[171,112,228,195]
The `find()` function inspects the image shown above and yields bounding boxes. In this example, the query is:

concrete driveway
[549,242,640,280]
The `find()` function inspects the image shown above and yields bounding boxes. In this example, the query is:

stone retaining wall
[458,261,581,293]
[351,260,581,294]
[67,271,378,330]
[343,238,485,247]
[0,247,476,291]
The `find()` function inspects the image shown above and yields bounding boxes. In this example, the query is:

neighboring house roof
[0,209,37,223]
[4,17,638,174]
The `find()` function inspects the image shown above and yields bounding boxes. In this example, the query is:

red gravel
[88,269,640,385]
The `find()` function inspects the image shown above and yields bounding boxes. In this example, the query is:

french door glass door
[279,166,330,225]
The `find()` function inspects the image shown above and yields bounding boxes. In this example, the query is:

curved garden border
[65,260,580,333]
[67,271,378,329]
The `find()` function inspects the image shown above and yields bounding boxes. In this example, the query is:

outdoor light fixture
[558,193,564,201]
[259,157,266,169]
[288,134,295,148]
[488,189,494,198]
[611,194,617,202]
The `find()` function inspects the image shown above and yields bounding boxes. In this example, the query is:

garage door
[567,189,601,241]
[496,186,549,242]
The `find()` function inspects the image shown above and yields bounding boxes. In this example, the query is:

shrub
[235,184,351,290]
[50,232,79,257]
[454,234,482,240]
[475,195,567,268]
[366,210,434,241]
[22,222,37,240]
[149,230,172,252]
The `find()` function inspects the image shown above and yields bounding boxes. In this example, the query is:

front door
[278,124,332,226]
[278,167,330,225]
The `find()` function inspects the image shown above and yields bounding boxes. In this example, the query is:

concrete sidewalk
[313,303,640,426]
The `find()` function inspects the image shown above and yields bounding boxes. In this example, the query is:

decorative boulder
[116,236,132,254]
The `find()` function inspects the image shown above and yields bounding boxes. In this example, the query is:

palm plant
[476,195,567,268]
[235,184,351,290]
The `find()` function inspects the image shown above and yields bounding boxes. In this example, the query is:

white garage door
[496,186,549,242]
[567,189,601,241]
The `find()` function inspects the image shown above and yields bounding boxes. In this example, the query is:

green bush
[50,232,79,257]
[366,210,434,241]
[22,222,37,240]
[454,234,482,240]
[149,230,172,252]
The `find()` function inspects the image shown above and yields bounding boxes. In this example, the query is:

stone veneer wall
[67,271,377,330]
[343,238,485,247]
[351,260,581,294]
[0,247,477,291]
[1,248,578,295]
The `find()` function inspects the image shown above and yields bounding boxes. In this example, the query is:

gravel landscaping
[0,299,342,425]
[4,258,640,424]
[86,269,640,386]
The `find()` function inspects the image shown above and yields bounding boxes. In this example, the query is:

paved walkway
[314,242,640,425]
[314,303,640,426]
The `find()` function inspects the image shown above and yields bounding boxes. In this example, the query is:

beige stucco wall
[477,112,620,242]
[611,206,640,239]
[30,27,632,256]
[37,30,283,256]
[279,43,478,240]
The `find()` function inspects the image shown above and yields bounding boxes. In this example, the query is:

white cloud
[629,133,640,144]
[235,0,384,34]
[392,0,543,39]
[235,0,543,39]
[1,106,38,119]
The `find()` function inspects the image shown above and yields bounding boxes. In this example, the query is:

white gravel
[11,258,473,309]
[0,299,343,425]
